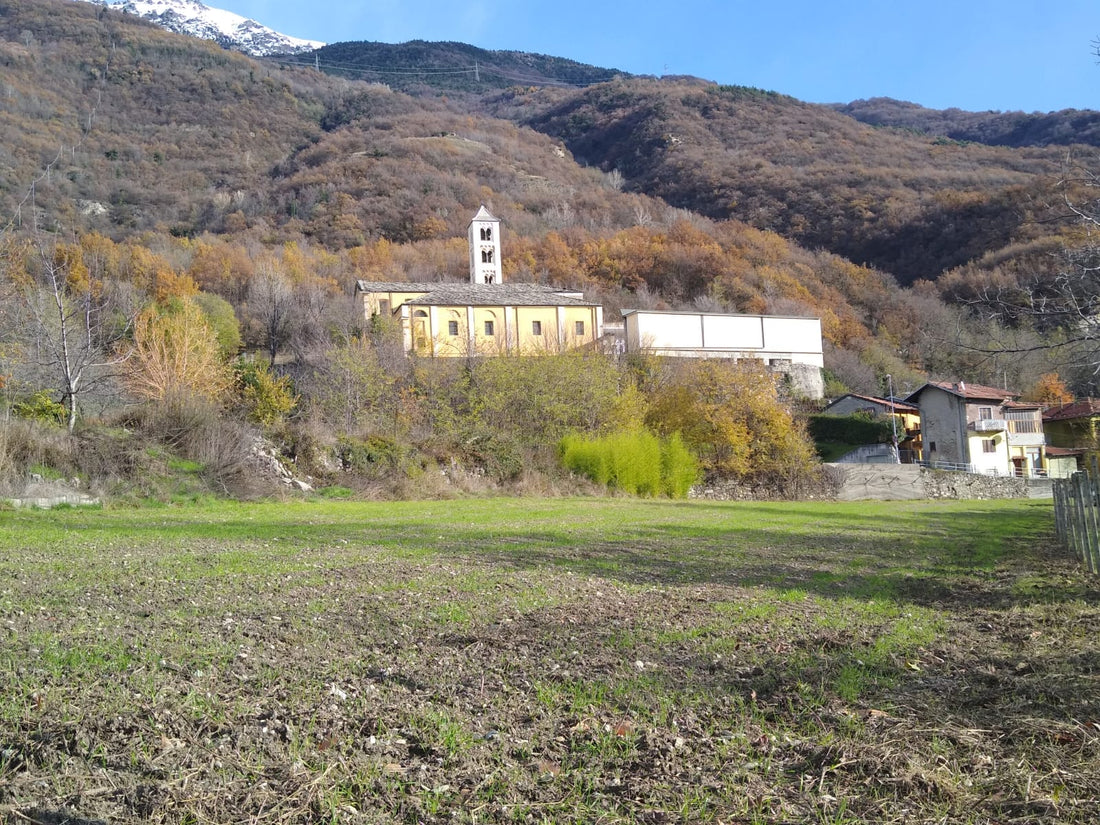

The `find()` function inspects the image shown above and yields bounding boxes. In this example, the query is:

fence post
[1053,481,1067,545]
[1076,472,1098,573]
[1052,465,1100,575]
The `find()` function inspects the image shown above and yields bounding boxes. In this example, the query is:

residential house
[905,381,1046,477]
[622,309,824,398]
[356,207,603,357]
[822,393,922,461]
[1042,398,1100,477]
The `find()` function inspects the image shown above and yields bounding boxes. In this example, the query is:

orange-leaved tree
[644,359,816,487]
[122,298,231,403]
[1022,372,1073,405]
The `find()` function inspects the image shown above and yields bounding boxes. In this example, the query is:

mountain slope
[832,97,1100,149]
[77,0,323,55]
[485,78,1070,284]
[287,39,625,96]
[1,0,1089,393]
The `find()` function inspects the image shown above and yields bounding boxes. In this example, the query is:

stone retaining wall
[832,463,1033,501]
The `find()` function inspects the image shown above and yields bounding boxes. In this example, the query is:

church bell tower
[468,205,502,285]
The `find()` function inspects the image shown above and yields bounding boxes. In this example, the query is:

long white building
[622,309,824,398]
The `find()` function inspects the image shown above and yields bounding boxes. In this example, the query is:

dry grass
[0,497,1096,824]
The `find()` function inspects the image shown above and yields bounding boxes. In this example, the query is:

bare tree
[934,155,1100,384]
[3,238,132,432]
[247,261,293,363]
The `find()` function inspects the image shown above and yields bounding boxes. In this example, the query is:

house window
[447,320,459,336]
[978,406,994,420]
[532,320,542,335]
[929,441,937,453]
[378,299,390,315]
[480,227,492,241]
[484,320,495,336]
[575,321,585,336]
[982,439,997,453]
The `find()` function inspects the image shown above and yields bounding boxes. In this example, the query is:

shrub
[560,433,609,486]
[560,429,698,498]
[235,358,297,426]
[12,391,66,426]
[645,359,817,488]
[0,415,73,490]
[661,431,700,497]
[125,396,263,497]
[336,434,406,479]
[808,412,894,445]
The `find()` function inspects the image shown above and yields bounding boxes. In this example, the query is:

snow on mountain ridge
[80,0,324,56]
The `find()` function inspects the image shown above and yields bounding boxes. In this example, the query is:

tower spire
[468,205,502,285]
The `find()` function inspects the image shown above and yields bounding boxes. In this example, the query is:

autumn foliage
[123,299,232,403]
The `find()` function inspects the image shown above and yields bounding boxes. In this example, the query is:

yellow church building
[356,206,603,357]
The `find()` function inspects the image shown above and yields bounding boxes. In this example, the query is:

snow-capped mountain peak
[80,0,324,56]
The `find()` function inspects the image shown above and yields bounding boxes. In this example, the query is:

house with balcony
[905,381,1046,477]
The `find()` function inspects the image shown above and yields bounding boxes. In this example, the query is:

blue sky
[227,0,1097,112]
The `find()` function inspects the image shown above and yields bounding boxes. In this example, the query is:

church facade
[356,207,604,357]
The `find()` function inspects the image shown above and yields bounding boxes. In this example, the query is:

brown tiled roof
[1044,398,1100,422]
[907,381,1019,403]
[1046,446,1086,457]
[824,393,919,414]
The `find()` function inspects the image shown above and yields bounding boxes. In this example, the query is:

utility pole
[886,373,900,463]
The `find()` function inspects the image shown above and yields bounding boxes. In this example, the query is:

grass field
[0,497,1097,824]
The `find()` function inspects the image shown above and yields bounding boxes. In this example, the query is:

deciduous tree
[5,237,132,432]
[122,298,231,404]
[645,359,815,485]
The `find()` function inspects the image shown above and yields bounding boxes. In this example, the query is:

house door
[412,311,430,355]
[1011,456,1026,478]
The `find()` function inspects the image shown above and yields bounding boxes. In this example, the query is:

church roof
[405,283,594,307]
[469,205,498,224]
[356,280,442,293]
[355,280,593,307]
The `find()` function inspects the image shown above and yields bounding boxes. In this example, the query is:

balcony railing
[972,419,1007,432]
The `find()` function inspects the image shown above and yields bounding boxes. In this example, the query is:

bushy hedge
[808,413,895,445]
[559,429,699,498]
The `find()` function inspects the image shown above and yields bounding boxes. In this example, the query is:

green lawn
[0,497,1096,824]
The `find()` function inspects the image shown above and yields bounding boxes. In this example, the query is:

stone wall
[920,468,1029,500]
[831,463,1033,501]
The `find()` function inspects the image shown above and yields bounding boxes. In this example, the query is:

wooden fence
[1052,459,1100,575]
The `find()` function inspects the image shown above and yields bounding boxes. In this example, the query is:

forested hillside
[293,39,625,95]
[832,97,1100,149]
[489,79,1074,285]
[1,0,1096,497]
